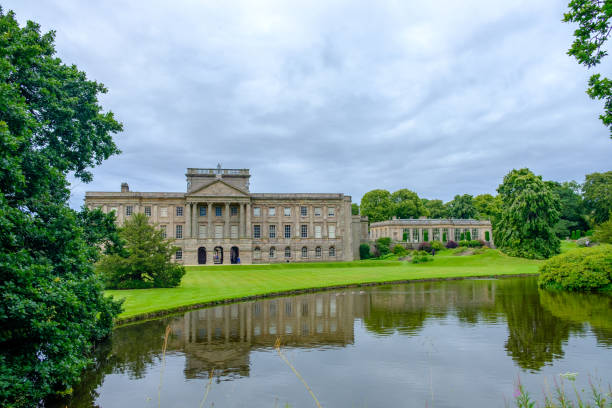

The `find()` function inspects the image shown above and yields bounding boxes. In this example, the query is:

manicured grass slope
[108,249,541,319]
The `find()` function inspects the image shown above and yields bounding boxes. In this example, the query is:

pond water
[64,277,612,407]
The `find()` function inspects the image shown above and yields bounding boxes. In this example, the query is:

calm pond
[65,276,612,407]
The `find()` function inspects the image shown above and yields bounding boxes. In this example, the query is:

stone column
[295,204,300,238]
[192,203,198,238]
[240,203,245,238]
[185,203,192,238]
[246,203,251,238]
[207,202,212,238]
[224,202,230,238]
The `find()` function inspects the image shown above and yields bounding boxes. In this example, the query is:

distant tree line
[358,170,612,242]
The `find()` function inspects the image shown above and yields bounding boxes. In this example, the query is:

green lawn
[108,248,542,321]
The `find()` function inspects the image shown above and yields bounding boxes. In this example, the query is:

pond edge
[114,272,538,326]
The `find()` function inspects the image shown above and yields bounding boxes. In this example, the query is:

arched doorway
[197,247,206,264]
[230,246,239,264]
[213,246,223,264]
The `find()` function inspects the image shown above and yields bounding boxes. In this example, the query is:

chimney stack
[121,182,129,192]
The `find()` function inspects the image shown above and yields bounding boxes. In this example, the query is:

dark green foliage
[564,0,612,137]
[458,240,484,248]
[391,189,427,219]
[97,213,186,289]
[375,237,391,256]
[446,194,478,219]
[402,232,408,241]
[496,169,561,259]
[0,9,123,407]
[421,198,448,218]
[412,251,433,263]
[360,189,393,222]
[430,241,444,251]
[465,230,472,240]
[359,243,372,259]
[546,180,588,238]
[582,171,612,224]
[460,232,465,241]
[423,230,429,241]
[538,245,612,292]
[392,244,407,256]
[442,232,447,242]
[445,240,459,249]
[485,231,490,241]
[593,216,612,244]
[351,203,359,215]
[474,194,502,226]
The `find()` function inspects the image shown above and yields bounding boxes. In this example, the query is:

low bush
[412,252,433,263]
[458,240,484,248]
[445,240,458,249]
[465,231,472,240]
[376,237,391,256]
[359,243,372,259]
[538,245,612,292]
[393,244,407,256]
[593,217,612,244]
[430,241,444,251]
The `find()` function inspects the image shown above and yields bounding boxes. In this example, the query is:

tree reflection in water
[61,277,612,407]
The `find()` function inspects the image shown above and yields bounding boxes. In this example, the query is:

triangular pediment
[187,180,250,197]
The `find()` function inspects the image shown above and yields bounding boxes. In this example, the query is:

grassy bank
[108,248,542,321]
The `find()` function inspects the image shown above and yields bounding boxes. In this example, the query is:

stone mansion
[85,166,368,265]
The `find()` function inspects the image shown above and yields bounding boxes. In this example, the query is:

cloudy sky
[5,0,612,208]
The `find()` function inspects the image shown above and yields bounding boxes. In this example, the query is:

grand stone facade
[370,217,494,247]
[85,166,368,265]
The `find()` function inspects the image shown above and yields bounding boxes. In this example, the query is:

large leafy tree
[421,198,448,218]
[545,180,589,238]
[564,0,612,138]
[98,213,186,289]
[474,194,502,223]
[582,170,612,224]
[390,189,427,219]
[496,169,561,259]
[446,194,478,219]
[0,9,123,407]
[360,189,393,222]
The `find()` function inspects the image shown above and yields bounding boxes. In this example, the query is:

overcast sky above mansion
[6,0,611,209]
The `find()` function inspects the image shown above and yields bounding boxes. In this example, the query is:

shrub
[430,241,444,251]
[460,232,465,241]
[585,229,594,237]
[402,232,408,241]
[412,253,433,263]
[538,245,612,291]
[418,242,432,253]
[593,217,612,244]
[423,230,429,241]
[445,240,458,249]
[98,213,186,289]
[485,231,490,242]
[465,231,472,240]
[393,244,407,256]
[458,240,470,247]
[359,243,372,259]
[375,237,391,256]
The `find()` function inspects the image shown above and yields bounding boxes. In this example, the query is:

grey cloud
[4,0,611,208]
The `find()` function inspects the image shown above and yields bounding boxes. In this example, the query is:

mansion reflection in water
[168,292,369,378]
[164,280,505,378]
